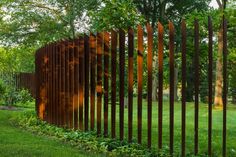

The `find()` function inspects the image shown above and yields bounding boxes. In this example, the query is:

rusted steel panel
[137,25,143,144]
[194,19,199,155]
[74,39,79,130]
[96,33,103,136]
[104,32,110,137]
[79,37,85,131]
[181,20,187,157]
[65,41,70,128]
[44,46,48,122]
[128,28,134,143]
[84,35,90,131]
[58,42,62,127]
[222,16,227,157]
[169,21,175,155]
[158,22,164,149]
[90,34,96,131]
[119,29,125,140]
[208,17,213,156]
[147,23,153,148]
[49,44,53,124]
[61,41,66,127]
[69,41,75,128]
[110,31,117,138]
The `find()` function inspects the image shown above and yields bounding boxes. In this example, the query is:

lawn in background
[103,99,236,156]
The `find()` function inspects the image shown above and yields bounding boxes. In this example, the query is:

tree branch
[216,0,223,8]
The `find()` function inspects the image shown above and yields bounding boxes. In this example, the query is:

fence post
[119,29,125,140]
[158,22,164,150]
[147,23,153,148]
[104,32,110,137]
[222,16,228,157]
[128,28,134,143]
[208,16,213,156]
[137,25,143,144]
[169,21,175,155]
[90,34,96,131]
[84,35,90,131]
[79,37,85,131]
[96,33,103,136]
[181,20,187,157]
[111,31,117,138]
[194,19,199,155]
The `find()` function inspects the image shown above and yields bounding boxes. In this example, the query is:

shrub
[0,79,6,103]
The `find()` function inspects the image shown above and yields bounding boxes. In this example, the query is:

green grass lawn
[0,109,100,157]
[102,99,236,156]
[1,99,235,157]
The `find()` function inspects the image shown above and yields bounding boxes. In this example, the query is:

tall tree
[134,0,210,101]
[214,0,227,108]
[0,0,100,46]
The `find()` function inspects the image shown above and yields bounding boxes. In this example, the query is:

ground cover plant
[6,99,236,157]
[0,110,102,157]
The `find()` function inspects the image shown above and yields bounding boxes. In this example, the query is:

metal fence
[35,17,228,156]
[0,72,35,98]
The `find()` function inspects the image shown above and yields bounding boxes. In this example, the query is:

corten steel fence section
[35,18,229,156]
[0,72,36,98]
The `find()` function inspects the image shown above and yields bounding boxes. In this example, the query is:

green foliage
[0,0,100,46]
[0,79,6,103]
[0,75,34,107]
[134,0,210,26]
[90,0,144,31]
[13,110,170,157]
[2,87,34,107]
[0,46,35,73]
[14,89,34,108]
[12,102,236,156]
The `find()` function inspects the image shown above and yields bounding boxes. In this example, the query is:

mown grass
[1,98,235,157]
[100,99,236,156]
[0,110,100,157]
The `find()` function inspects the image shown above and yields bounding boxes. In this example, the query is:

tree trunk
[232,94,236,104]
[214,28,223,109]
[174,67,178,101]
[152,77,158,101]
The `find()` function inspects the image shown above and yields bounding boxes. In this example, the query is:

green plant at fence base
[0,77,34,107]
[11,111,170,157]
[11,110,217,157]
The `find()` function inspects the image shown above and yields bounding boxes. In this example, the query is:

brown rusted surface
[128,28,134,143]
[69,41,74,128]
[34,21,229,153]
[147,23,153,148]
[96,33,103,136]
[110,31,117,138]
[181,20,187,157]
[74,39,79,129]
[119,29,125,140]
[90,34,96,131]
[79,37,84,131]
[84,35,90,131]
[158,22,164,150]
[222,16,227,157]
[194,19,199,155]
[169,21,175,155]
[137,25,143,144]
[208,16,213,156]
[104,32,110,137]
